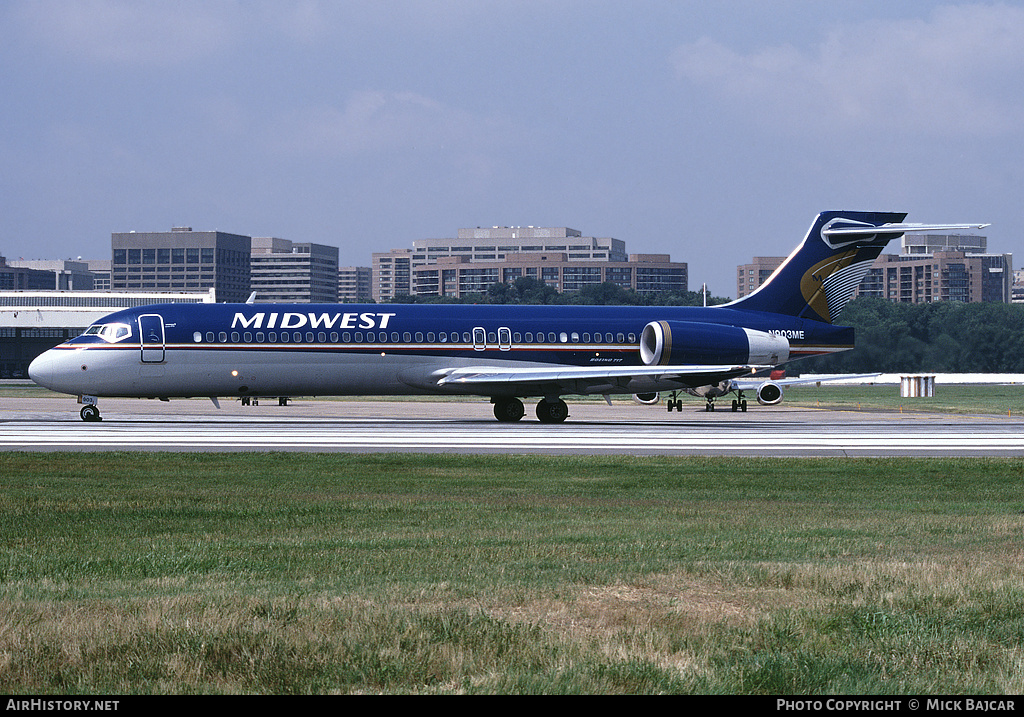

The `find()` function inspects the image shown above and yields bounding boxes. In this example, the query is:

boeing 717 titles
[29,211,987,422]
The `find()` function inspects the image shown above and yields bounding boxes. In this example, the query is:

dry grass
[2,453,1024,693]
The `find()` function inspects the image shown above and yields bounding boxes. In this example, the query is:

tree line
[388,279,1024,373]
[801,298,1024,374]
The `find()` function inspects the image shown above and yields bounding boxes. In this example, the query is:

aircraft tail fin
[726,211,990,324]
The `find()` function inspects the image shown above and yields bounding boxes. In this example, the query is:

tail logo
[799,249,876,323]
[819,218,881,250]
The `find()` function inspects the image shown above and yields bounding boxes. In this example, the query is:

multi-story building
[373,226,686,301]
[110,227,251,303]
[856,251,1012,303]
[736,235,1013,304]
[855,235,1011,304]
[338,266,372,302]
[5,259,96,291]
[736,257,786,299]
[0,255,61,290]
[250,237,338,303]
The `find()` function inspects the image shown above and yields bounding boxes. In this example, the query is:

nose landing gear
[80,404,101,422]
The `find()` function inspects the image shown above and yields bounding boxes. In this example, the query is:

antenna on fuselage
[246,291,257,304]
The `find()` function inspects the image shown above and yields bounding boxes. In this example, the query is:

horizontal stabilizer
[823,223,989,237]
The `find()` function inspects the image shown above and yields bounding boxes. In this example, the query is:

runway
[2,396,1023,456]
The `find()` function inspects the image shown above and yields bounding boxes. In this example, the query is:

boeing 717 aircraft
[29,211,986,422]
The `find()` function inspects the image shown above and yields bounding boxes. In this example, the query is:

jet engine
[632,392,660,405]
[755,381,784,406]
[639,320,789,367]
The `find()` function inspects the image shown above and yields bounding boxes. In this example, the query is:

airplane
[28,211,987,423]
[633,370,882,412]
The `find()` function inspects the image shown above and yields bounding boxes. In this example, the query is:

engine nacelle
[756,381,784,406]
[640,320,790,367]
[632,392,660,405]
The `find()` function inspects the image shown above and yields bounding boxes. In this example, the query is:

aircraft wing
[433,363,764,396]
[729,373,881,390]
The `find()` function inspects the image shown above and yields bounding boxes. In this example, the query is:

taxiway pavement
[1,396,1022,456]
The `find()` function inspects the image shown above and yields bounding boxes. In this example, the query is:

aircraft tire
[80,405,101,422]
[493,397,525,422]
[536,398,569,424]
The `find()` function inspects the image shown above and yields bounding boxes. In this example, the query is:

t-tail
[727,211,990,324]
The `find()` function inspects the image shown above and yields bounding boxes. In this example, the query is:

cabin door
[138,314,166,363]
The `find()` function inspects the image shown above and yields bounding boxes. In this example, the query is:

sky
[2,0,1023,297]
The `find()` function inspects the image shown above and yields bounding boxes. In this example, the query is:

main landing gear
[491,397,569,423]
[663,390,748,413]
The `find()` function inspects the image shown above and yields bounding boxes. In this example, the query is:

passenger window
[231,332,240,342]
[244,332,252,342]
[462,332,471,343]
[318,332,327,342]
[548,332,556,343]
[340,332,348,342]
[294,332,301,342]
[617,333,625,343]
[439,332,447,343]
[404,332,412,342]
[193,332,202,343]
[268,332,277,343]
[487,332,497,343]
[525,332,533,343]
[280,332,289,342]
[560,332,568,343]
[206,332,214,343]
[219,332,227,342]
[391,332,400,343]
[582,333,590,343]
[354,332,362,343]
[427,332,435,342]
[570,332,579,342]
[415,332,423,342]
[256,332,265,343]
[306,332,314,343]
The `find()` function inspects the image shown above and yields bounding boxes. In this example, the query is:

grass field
[1,452,1023,694]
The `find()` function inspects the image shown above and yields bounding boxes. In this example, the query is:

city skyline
[3,2,1022,295]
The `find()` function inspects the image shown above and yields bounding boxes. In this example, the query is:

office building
[736,257,786,299]
[250,237,339,303]
[736,234,1012,304]
[338,266,372,302]
[5,259,96,291]
[110,227,251,303]
[373,226,686,301]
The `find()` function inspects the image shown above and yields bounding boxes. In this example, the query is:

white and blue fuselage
[29,212,986,422]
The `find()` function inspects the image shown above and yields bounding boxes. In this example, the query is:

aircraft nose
[28,352,55,389]
[28,350,60,390]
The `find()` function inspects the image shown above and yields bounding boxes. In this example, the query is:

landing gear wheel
[536,398,569,424]
[493,397,525,422]
[80,405,101,422]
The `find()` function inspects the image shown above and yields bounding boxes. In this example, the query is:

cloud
[265,90,510,159]
[671,3,1024,137]
[14,0,239,66]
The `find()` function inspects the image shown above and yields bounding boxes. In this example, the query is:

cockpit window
[83,323,133,343]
